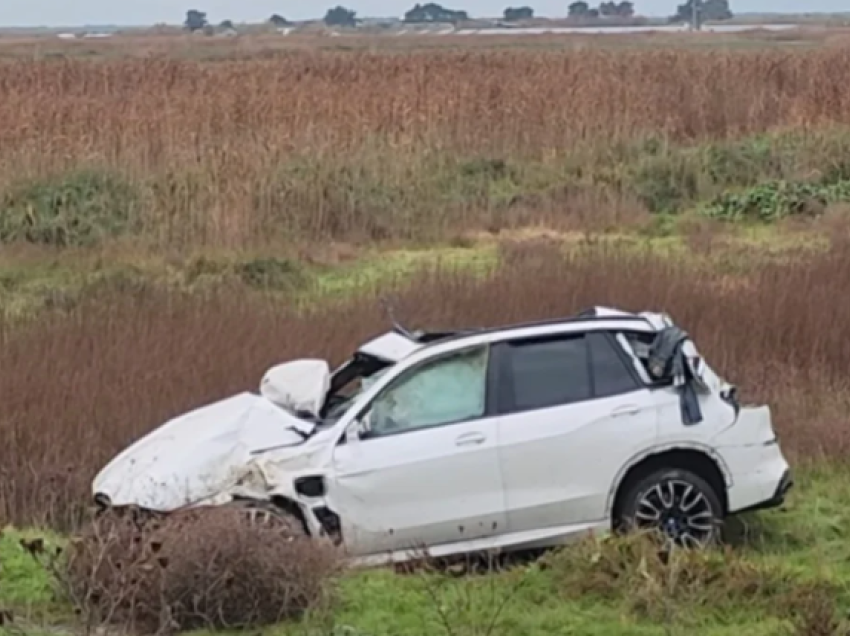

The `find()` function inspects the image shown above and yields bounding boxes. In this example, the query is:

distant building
[359,17,402,27]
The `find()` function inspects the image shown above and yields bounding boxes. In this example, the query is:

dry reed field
[7,37,850,636]
[2,46,850,247]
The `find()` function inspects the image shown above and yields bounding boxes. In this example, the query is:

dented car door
[328,344,507,557]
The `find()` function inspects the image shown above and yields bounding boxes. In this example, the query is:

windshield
[323,367,390,423]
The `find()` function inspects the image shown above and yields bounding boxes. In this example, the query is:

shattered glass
[369,346,489,434]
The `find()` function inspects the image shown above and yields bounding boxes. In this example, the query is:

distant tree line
[567,1,633,18]
[404,3,469,23]
[503,6,534,20]
[670,0,732,24]
[181,0,734,32]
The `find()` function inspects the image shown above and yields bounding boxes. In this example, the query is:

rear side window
[499,335,591,414]
[587,332,641,398]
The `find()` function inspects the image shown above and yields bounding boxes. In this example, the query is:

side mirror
[345,424,361,445]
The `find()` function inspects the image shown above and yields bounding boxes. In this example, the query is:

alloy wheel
[634,479,717,547]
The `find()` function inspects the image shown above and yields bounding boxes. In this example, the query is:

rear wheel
[616,468,724,547]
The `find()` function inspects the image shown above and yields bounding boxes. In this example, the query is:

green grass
[0,528,70,631]
[1,215,839,322]
[3,127,850,254]
[3,465,849,636]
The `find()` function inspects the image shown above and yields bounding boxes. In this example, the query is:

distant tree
[568,1,591,16]
[269,14,290,27]
[184,9,208,31]
[671,0,732,24]
[599,0,634,16]
[404,3,469,23]
[219,19,235,29]
[504,6,534,20]
[617,1,635,15]
[324,6,357,26]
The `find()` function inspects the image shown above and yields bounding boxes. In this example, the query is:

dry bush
[543,531,841,627]
[56,507,341,633]
[3,243,850,529]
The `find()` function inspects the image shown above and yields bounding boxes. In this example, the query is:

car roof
[427,310,654,345]
[357,306,660,364]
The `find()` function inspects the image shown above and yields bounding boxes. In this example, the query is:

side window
[500,335,591,414]
[587,332,641,398]
[362,345,490,438]
[617,330,671,386]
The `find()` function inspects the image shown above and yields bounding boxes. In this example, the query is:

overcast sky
[2,0,844,27]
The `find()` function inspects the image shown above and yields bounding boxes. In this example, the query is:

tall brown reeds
[1,48,850,247]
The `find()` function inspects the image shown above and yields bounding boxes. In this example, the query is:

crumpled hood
[93,392,318,512]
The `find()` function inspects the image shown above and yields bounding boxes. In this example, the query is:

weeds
[542,532,850,634]
[545,532,837,622]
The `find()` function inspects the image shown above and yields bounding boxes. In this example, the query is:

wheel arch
[230,494,313,535]
[606,444,731,526]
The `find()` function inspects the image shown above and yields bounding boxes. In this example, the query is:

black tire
[615,468,724,547]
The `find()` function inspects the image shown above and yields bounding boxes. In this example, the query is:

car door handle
[455,432,486,446]
[611,405,641,418]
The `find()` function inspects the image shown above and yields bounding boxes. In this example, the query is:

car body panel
[92,393,314,511]
[329,414,506,556]
[357,331,425,363]
[497,388,658,534]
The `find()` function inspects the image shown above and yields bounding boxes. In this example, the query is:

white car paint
[356,330,425,363]
[498,387,659,534]
[92,307,791,566]
[331,412,506,555]
[93,393,312,511]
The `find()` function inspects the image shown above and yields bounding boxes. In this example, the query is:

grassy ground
[2,465,849,635]
[0,214,836,321]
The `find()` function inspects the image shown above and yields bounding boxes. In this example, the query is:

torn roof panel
[356,330,425,363]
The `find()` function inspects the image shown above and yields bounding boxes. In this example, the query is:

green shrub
[628,155,700,214]
[0,171,139,247]
[236,257,306,290]
[702,180,850,223]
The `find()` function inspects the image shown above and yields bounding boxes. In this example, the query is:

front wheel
[222,499,308,539]
[616,468,724,547]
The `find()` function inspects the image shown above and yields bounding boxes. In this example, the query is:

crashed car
[92,306,792,564]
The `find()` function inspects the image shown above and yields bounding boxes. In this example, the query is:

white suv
[93,306,792,564]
